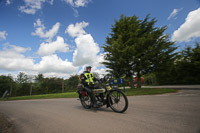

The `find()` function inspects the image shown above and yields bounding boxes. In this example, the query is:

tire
[80,94,92,109]
[108,90,128,113]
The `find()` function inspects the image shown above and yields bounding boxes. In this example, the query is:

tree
[15,72,31,96]
[16,72,29,84]
[0,75,14,96]
[38,77,63,94]
[174,42,200,84]
[65,75,79,92]
[103,14,177,88]
[33,73,45,95]
[152,42,200,85]
[35,73,44,82]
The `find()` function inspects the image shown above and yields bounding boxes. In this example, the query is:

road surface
[0,90,200,133]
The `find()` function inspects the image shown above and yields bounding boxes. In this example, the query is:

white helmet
[84,66,92,71]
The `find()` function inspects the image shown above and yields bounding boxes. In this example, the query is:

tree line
[0,73,79,97]
[150,42,200,85]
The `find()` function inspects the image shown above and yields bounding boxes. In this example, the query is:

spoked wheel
[108,90,128,113]
[80,94,92,109]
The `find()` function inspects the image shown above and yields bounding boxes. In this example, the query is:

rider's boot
[91,95,98,108]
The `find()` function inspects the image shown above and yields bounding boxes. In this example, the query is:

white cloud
[92,67,108,78]
[32,19,60,42]
[72,7,79,17]
[73,34,100,66]
[74,0,90,7]
[65,21,104,68]
[4,44,31,53]
[19,0,54,14]
[0,20,106,78]
[41,72,71,79]
[172,8,200,42]
[0,31,8,40]
[64,0,90,7]
[0,44,77,77]
[93,53,105,67]
[34,54,78,73]
[0,44,34,71]
[65,21,89,37]
[168,8,183,20]
[38,36,69,56]
[64,0,91,17]
[6,0,11,5]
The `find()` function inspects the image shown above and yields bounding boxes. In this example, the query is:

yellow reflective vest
[84,72,94,85]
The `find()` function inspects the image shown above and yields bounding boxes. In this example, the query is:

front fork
[106,89,121,107]
[106,93,113,108]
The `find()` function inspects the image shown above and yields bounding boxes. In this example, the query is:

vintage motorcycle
[77,76,128,113]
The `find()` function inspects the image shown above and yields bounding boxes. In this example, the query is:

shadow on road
[0,112,18,133]
[74,105,114,113]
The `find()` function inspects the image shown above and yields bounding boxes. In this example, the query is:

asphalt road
[0,90,200,133]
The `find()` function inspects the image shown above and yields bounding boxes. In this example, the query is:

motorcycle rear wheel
[80,94,92,109]
[108,90,128,113]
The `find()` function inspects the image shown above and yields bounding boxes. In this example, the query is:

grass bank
[4,92,78,101]
[2,88,177,101]
[125,88,177,96]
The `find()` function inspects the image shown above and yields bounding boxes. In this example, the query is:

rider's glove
[89,83,94,88]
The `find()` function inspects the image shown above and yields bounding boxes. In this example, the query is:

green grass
[125,88,177,96]
[2,88,177,101]
[4,92,78,101]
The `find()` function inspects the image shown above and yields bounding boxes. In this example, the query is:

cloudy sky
[0,0,200,78]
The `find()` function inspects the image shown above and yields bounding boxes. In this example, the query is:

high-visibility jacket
[84,72,94,85]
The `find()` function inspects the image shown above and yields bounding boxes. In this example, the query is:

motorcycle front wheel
[108,90,128,113]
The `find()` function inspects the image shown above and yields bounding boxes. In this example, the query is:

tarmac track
[0,90,200,133]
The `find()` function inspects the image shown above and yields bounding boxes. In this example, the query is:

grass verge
[2,88,177,101]
[4,92,78,101]
[125,88,177,96]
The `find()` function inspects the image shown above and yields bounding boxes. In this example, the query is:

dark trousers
[84,86,97,104]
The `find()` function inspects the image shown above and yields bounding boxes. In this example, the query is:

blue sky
[0,0,200,78]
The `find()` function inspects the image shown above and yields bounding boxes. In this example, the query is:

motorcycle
[77,76,128,113]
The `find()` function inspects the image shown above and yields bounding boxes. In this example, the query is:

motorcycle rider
[80,66,99,107]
